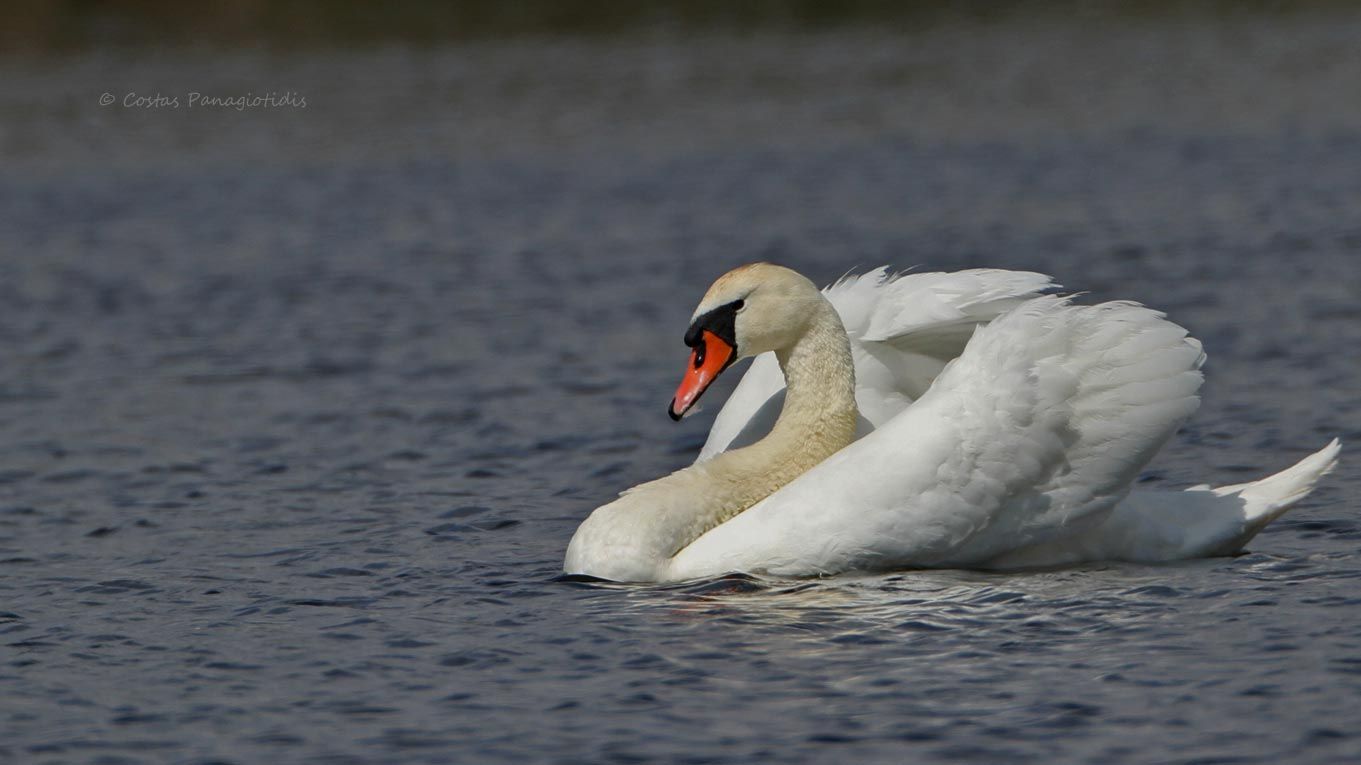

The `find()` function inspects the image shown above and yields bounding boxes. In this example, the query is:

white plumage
[565,265,1340,582]
[699,268,1058,458]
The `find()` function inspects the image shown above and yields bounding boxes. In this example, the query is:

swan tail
[1198,437,1342,553]
[984,439,1342,568]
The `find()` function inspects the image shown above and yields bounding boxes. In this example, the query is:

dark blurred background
[2,1,1342,50]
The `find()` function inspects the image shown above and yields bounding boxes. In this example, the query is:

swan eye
[732,299,745,311]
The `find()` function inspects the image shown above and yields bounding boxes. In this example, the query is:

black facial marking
[683,299,743,353]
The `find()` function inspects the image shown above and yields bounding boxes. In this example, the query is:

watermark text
[99,91,307,110]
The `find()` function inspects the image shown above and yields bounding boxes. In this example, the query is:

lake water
[2,11,1360,764]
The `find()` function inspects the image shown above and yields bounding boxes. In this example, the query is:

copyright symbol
[99,93,115,106]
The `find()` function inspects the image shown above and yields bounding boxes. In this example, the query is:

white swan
[564,263,1340,582]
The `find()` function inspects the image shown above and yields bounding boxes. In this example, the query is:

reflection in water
[593,561,1225,634]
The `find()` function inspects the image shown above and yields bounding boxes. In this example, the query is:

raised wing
[696,267,1057,461]
[668,297,1205,579]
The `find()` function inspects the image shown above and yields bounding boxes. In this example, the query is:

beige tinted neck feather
[667,298,858,554]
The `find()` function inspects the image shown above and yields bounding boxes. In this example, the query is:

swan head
[669,262,823,420]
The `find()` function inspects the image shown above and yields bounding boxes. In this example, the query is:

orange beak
[669,330,735,421]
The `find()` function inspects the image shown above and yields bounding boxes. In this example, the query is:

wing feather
[668,297,1204,579]
[697,267,1059,461]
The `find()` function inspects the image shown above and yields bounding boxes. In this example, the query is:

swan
[563,263,1340,582]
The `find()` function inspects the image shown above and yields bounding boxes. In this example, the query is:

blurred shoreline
[3,0,1358,54]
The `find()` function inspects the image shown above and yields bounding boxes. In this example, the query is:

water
[3,12,1361,764]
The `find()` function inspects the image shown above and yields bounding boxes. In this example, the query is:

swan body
[564,264,1340,582]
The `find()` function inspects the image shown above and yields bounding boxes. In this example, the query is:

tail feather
[1196,437,1342,546]
[984,438,1342,568]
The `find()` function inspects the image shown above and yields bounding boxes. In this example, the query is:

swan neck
[564,292,859,581]
[681,298,858,537]
[774,307,858,432]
